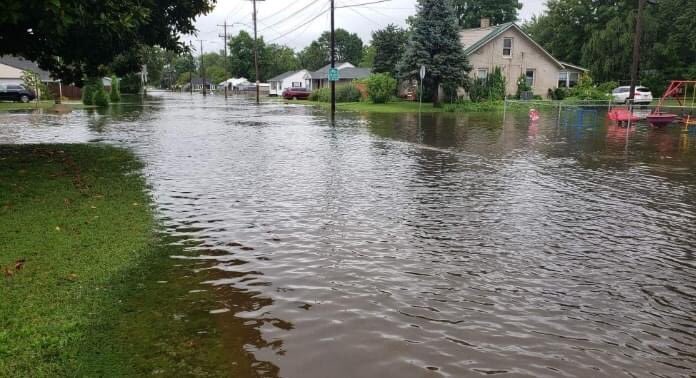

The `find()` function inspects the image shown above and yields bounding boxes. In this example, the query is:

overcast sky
[184,0,546,54]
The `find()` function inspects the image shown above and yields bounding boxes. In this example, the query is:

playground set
[608,80,696,130]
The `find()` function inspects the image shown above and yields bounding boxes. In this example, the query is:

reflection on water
[1,94,695,377]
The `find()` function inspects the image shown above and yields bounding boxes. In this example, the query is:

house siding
[464,28,561,96]
[0,63,24,85]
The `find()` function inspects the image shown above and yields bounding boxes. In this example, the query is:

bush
[110,76,121,103]
[82,80,97,105]
[515,74,532,99]
[568,73,610,101]
[93,81,110,107]
[336,83,361,102]
[366,73,397,104]
[119,73,142,94]
[549,87,568,100]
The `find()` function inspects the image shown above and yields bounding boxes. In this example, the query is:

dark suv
[0,84,36,103]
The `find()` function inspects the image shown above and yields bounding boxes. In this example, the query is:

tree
[110,76,121,102]
[371,24,408,75]
[297,29,364,70]
[0,0,213,84]
[228,31,259,80]
[452,0,522,28]
[398,0,471,106]
[360,45,376,68]
[264,44,300,79]
[524,0,696,87]
[298,42,327,71]
[317,29,363,65]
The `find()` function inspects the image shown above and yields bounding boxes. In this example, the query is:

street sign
[420,65,426,80]
[328,68,340,82]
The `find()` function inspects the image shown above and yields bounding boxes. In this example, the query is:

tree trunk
[431,81,441,108]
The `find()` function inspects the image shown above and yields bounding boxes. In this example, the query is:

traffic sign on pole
[420,65,426,80]
[328,68,340,82]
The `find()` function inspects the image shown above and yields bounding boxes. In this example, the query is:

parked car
[0,84,36,103]
[282,87,310,100]
[611,86,653,104]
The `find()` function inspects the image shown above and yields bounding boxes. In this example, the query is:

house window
[292,82,302,88]
[503,38,513,57]
[558,71,568,88]
[568,72,579,87]
[477,68,488,80]
[525,69,536,87]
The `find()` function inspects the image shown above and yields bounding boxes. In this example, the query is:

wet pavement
[1,93,695,377]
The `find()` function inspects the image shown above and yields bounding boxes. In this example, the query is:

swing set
[649,80,696,129]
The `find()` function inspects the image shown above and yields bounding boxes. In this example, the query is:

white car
[611,86,653,104]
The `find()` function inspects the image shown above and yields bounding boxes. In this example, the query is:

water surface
[1,94,695,377]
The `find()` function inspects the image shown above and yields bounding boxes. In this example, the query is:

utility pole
[199,40,206,96]
[628,0,647,102]
[252,0,264,104]
[330,0,336,121]
[189,41,194,95]
[218,20,229,99]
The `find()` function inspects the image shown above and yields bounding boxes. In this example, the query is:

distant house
[219,77,249,92]
[0,55,53,85]
[183,78,214,92]
[460,19,587,96]
[268,69,311,96]
[308,63,371,90]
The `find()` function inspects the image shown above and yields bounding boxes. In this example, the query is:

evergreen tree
[398,0,471,106]
[109,76,121,103]
[452,0,522,28]
[371,24,408,75]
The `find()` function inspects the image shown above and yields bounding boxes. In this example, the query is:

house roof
[0,55,53,81]
[268,70,305,82]
[309,62,355,78]
[459,23,565,69]
[336,67,372,80]
[560,61,589,72]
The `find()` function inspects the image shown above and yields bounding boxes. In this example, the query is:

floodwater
[1,93,695,377]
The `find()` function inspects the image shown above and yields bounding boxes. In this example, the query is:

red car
[282,87,310,100]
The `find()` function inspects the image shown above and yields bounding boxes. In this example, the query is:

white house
[0,55,53,85]
[268,70,310,96]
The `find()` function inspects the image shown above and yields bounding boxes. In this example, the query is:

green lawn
[0,101,94,111]
[0,145,234,377]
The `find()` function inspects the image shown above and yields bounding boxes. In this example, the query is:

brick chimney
[480,17,491,28]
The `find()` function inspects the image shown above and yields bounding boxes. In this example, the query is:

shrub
[568,73,610,101]
[468,68,506,103]
[515,74,532,99]
[366,73,397,104]
[119,73,142,94]
[110,76,121,103]
[93,80,110,107]
[336,83,361,102]
[308,89,320,101]
[82,80,96,105]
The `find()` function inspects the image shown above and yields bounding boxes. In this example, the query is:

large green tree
[317,29,363,65]
[0,0,214,84]
[371,24,408,75]
[298,42,327,71]
[297,29,364,70]
[524,0,695,87]
[452,0,522,28]
[264,44,300,79]
[228,31,259,80]
[398,0,470,106]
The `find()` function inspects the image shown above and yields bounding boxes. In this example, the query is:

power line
[335,0,391,9]
[266,2,331,43]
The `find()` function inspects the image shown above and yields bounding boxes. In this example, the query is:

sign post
[419,65,425,130]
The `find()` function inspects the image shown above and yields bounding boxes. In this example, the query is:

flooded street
[1,93,695,377]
